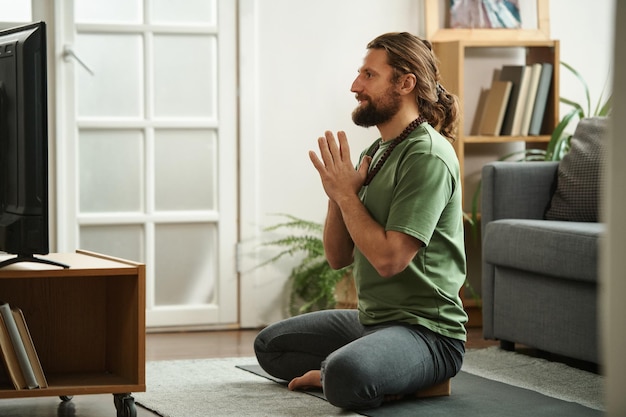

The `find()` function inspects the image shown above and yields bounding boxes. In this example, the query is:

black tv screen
[0,22,66,268]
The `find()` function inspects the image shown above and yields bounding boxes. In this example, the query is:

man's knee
[322,355,381,409]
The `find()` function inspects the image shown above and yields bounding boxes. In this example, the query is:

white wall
[550,0,614,115]
[238,0,420,326]
[239,0,616,327]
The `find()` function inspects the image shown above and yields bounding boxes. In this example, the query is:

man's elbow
[375,265,401,279]
[374,258,410,279]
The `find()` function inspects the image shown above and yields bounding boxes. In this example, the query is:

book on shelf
[478,80,512,136]
[498,65,530,136]
[12,308,47,388]
[519,63,543,136]
[0,308,27,389]
[528,63,554,135]
[510,66,531,136]
[470,87,490,135]
[0,302,47,389]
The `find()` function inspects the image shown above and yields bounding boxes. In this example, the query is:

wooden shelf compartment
[0,372,140,399]
[0,251,145,399]
[433,39,560,137]
[433,39,560,187]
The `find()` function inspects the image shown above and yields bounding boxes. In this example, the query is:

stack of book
[0,301,47,390]
[477,62,553,136]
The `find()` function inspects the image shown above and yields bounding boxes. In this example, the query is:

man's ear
[399,73,417,95]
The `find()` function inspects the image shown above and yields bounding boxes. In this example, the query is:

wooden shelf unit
[423,1,558,329]
[0,250,145,400]
[432,38,560,189]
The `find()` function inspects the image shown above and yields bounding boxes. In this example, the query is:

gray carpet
[135,347,604,417]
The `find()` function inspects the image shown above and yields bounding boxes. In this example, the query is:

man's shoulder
[405,126,455,157]
[401,127,460,177]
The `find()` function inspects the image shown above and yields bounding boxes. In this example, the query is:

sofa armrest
[481,161,558,231]
[480,161,558,339]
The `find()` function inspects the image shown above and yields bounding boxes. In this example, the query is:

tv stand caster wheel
[114,393,137,417]
[59,395,73,402]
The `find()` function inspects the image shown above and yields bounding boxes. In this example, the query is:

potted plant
[258,213,355,316]
[544,61,612,160]
[260,213,479,318]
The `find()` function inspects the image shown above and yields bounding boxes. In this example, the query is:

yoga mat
[134,348,604,417]
[237,363,603,417]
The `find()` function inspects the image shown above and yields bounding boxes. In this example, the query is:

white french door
[54,0,238,328]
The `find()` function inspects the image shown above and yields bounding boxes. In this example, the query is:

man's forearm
[323,200,354,269]
[334,193,421,278]
[334,193,388,261]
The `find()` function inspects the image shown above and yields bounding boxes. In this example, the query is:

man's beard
[352,87,401,127]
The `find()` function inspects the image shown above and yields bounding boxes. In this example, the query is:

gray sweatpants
[254,309,465,410]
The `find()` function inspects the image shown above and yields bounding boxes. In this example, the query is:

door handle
[62,45,95,75]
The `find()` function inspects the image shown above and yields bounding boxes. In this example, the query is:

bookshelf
[0,250,145,417]
[432,39,559,324]
[423,0,560,192]
[423,1,559,326]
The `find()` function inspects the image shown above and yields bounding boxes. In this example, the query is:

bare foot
[287,370,322,391]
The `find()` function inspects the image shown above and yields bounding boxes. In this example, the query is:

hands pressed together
[308,131,371,203]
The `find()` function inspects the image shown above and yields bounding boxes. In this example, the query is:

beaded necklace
[363,116,427,186]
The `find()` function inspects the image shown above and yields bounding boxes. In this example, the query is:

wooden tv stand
[0,250,145,417]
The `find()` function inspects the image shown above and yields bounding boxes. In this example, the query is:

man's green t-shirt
[354,122,468,341]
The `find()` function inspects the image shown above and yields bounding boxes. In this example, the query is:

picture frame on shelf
[450,0,522,30]
[424,0,550,41]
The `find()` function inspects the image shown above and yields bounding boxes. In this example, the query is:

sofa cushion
[483,219,603,283]
[545,116,608,222]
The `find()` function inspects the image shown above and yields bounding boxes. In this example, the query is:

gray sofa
[480,117,607,365]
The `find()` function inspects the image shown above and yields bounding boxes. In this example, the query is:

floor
[0,328,496,417]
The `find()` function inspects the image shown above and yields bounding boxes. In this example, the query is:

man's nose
[350,77,361,93]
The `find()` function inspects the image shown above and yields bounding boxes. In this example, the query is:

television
[0,21,66,269]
